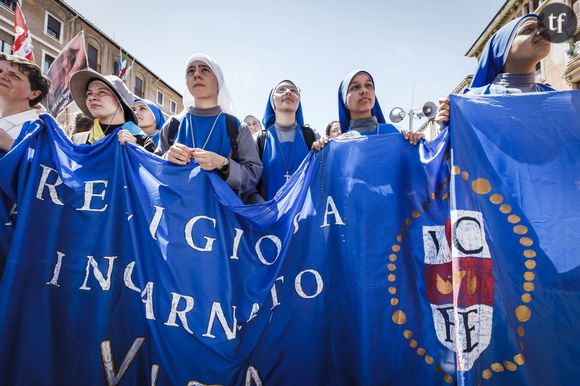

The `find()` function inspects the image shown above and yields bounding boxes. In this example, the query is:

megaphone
[417,101,437,119]
[389,107,406,123]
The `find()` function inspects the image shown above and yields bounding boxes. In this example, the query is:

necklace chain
[188,112,223,150]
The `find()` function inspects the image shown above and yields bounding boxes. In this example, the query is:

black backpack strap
[257,130,267,159]
[225,114,239,160]
[301,125,316,150]
[166,116,181,147]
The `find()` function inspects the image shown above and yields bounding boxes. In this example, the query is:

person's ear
[28,90,41,102]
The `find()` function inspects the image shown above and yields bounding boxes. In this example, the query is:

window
[535,61,544,81]
[134,76,143,98]
[42,52,55,74]
[45,13,63,42]
[169,100,177,114]
[0,38,12,54]
[156,90,164,106]
[0,0,15,11]
[87,44,99,72]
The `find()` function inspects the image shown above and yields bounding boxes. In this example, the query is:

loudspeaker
[418,101,437,119]
[389,107,406,123]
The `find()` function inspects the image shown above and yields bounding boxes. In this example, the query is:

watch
[219,157,230,173]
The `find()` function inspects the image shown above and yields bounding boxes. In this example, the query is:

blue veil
[337,70,386,132]
[262,80,305,129]
[470,14,542,89]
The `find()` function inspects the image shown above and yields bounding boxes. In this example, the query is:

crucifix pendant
[284,172,291,182]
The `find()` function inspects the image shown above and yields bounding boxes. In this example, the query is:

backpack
[257,125,316,158]
[165,113,240,159]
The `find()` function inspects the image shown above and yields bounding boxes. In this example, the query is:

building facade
[0,0,183,131]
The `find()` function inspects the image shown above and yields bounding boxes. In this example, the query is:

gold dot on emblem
[389,254,397,262]
[521,293,532,303]
[482,369,492,380]
[445,176,450,183]
[517,326,525,336]
[403,330,413,339]
[390,298,399,306]
[392,245,401,252]
[431,192,438,200]
[523,271,535,281]
[438,182,446,191]
[516,305,531,322]
[409,339,418,348]
[412,210,421,218]
[392,310,407,325]
[405,218,412,225]
[388,263,396,271]
[508,214,521,224]
[503,361,517,372]
[513,354,525,365]
[523,282,535,292]
[525,260,536,270]
[401,224,408,233]
[491,363,504,372]
[451,166,461,175]
[471,178,491,195]
[489,194,504,204]
[396,234,403,242]
[519,237,533,247]
[435,365,442,373]
[425,355,434,365]
[388,274,396,282]
[461,171,469,180]
[416,348,426,356]
[500,204,512,214]
[442,192,449,200]
[523,249,536,258]
[388,287,397,295]
[513,225,528,235]
[443,374,453,384]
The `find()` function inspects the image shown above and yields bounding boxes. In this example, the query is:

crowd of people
[0,14,554,204]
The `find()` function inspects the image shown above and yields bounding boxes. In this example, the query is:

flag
[118,48,131,79]
[45,31,88,117]
[11,1,34,60]
[0,90,579,385]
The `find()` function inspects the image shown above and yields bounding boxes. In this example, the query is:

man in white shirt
[0,53,51,153]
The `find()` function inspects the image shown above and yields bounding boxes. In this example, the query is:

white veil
[181,53,235,116]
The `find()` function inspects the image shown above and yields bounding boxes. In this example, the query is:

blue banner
[0,91,578,386]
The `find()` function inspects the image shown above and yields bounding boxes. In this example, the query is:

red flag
[11,2,34,60]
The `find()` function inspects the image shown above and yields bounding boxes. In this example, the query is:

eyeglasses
[274,86,301,95]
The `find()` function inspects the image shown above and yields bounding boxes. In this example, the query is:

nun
[256,80,318,201]
[435,14,554,125]
[314,70,423,149]
[165,53,262,201]
[132,98,165,145]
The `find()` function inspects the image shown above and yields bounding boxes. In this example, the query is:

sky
[65,0,506,133]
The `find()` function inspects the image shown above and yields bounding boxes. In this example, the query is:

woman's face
[185,60,219,100]
[506,18,551,69]
[132,102,156,131]
[345,72,375,119]
[272,81,300,114]
[327,122,341,138]
[244,116,262,134]
[85,81,122,121]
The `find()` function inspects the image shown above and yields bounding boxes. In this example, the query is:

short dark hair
[74,113,93,133]
[0,53,51,107]
[325,120,339,136]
